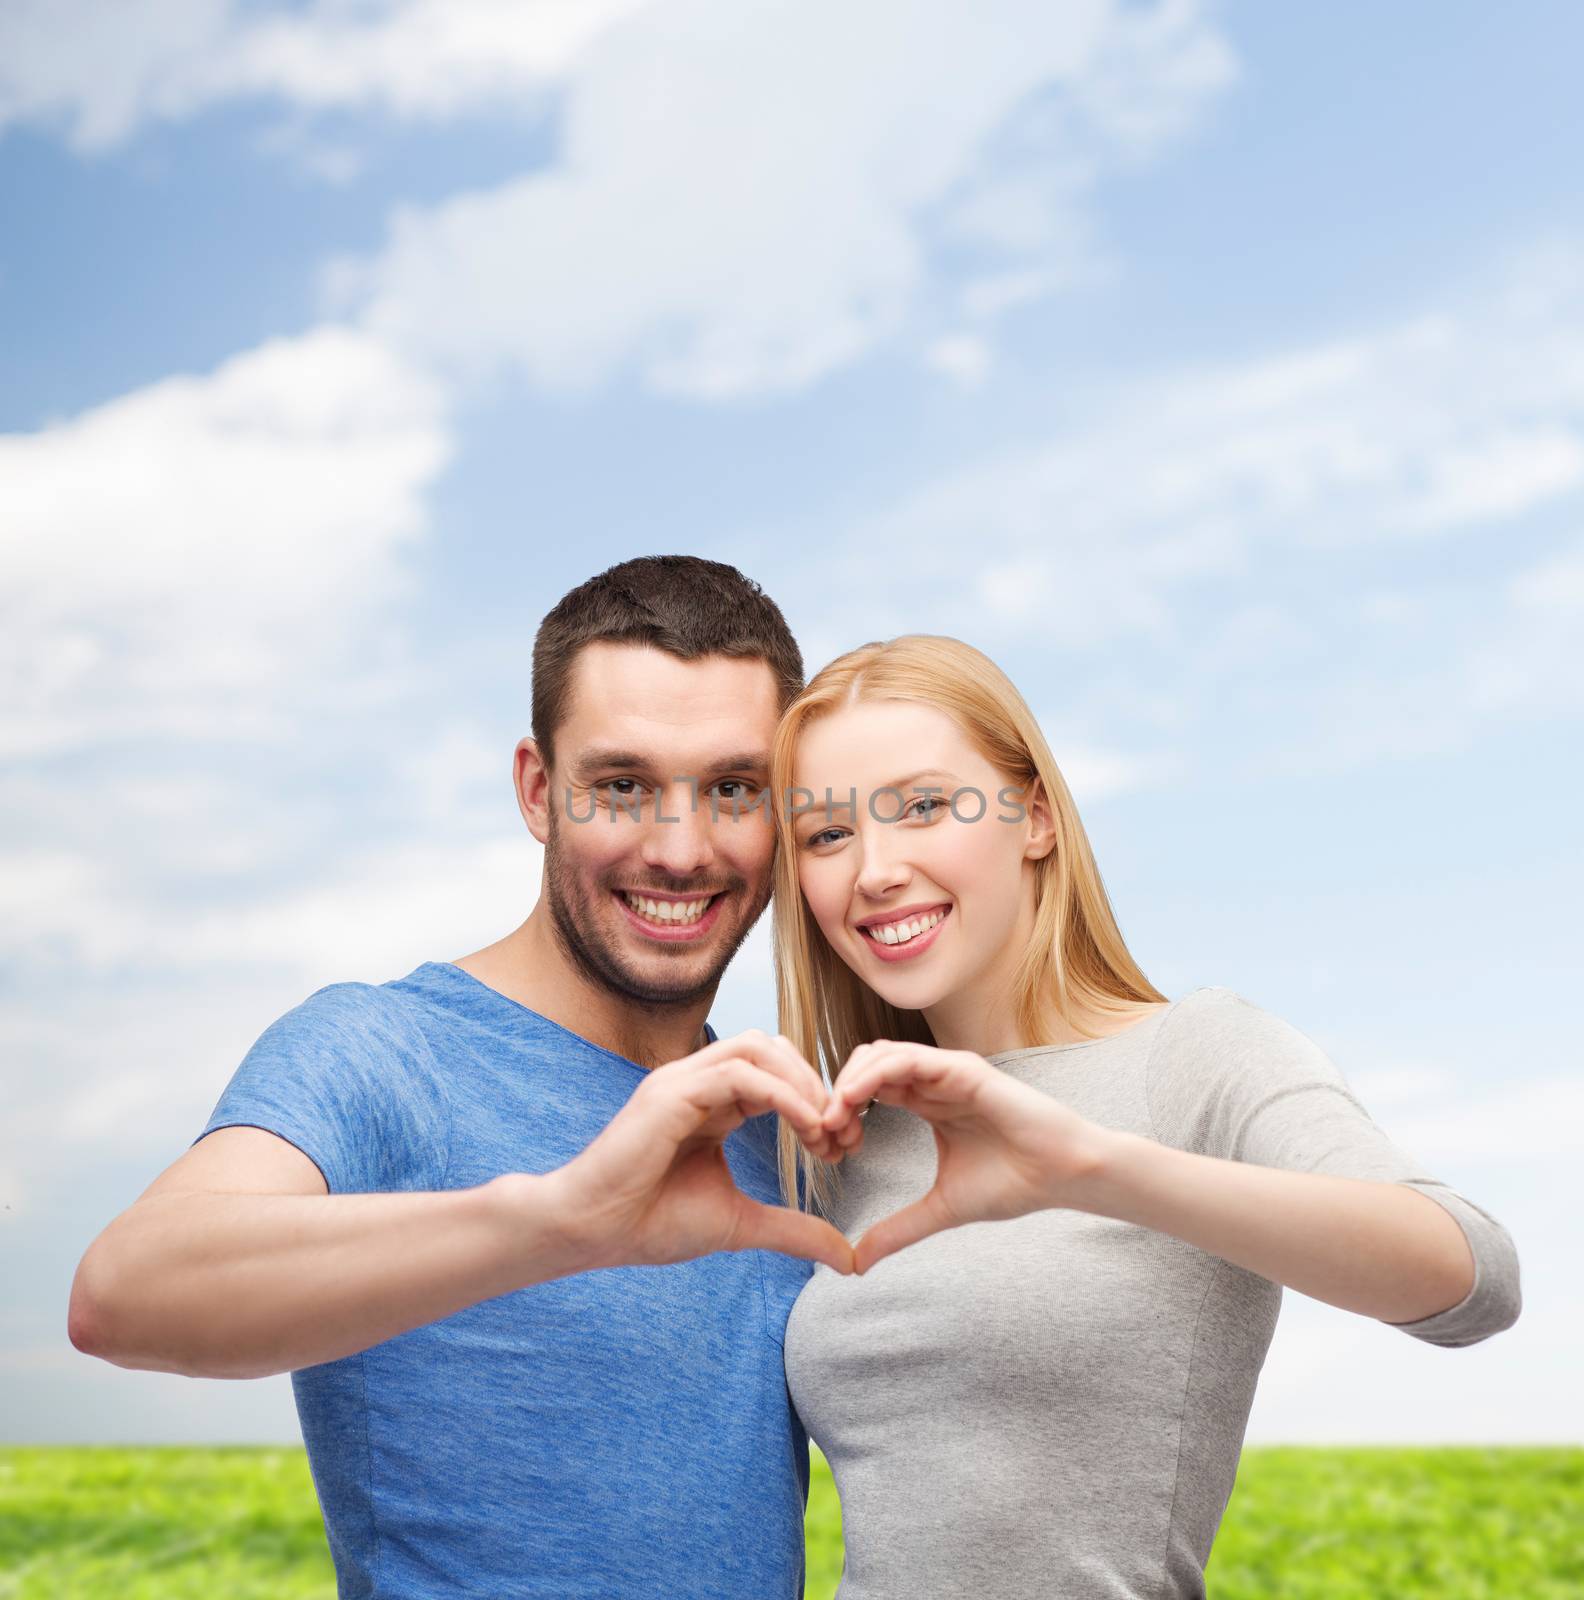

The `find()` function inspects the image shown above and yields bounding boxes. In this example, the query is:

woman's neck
[925,982,1164,1056]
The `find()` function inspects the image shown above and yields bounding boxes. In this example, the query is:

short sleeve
[1147,987,1521,1348]
[195,982,452,1196]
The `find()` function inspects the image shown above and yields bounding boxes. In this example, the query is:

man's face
[537,643,781,1007]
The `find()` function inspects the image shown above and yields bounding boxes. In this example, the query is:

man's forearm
[69,1173,583,1379]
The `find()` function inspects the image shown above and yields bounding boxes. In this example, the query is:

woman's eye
[805,828,843,849]
[905,795,946,820]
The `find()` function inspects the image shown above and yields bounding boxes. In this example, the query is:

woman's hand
[821,1040,1114,1273]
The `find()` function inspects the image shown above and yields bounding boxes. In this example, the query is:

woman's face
[791,699,1049,1021]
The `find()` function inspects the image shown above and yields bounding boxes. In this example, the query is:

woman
[769,634,1521,1600]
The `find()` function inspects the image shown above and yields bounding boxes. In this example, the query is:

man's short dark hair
[531,556,804,768]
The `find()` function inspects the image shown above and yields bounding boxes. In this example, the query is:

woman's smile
[855,903,952,961]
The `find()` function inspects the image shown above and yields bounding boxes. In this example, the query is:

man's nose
[638,784,716,877]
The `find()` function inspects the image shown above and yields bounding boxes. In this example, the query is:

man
[68,555,853,1599]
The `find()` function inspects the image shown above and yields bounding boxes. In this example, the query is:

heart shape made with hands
[813,1038,1113,1275]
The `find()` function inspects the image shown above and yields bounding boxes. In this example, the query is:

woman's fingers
[823,1045,963,1131]
[850,1189,953,1274]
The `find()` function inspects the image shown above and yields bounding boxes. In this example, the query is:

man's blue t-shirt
[196,960,813,1600]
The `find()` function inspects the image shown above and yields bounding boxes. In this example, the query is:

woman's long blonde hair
[770,634,1164,1214]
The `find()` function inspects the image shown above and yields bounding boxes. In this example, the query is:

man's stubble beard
[541,802,773,1009]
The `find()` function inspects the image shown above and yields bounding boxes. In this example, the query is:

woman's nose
[852,832,910,900]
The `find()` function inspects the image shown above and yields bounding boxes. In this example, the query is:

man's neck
[451,912,714,1070]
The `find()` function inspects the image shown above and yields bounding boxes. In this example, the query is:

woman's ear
[1023,778,1057,863]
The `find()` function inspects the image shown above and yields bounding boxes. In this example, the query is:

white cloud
[1348,1064,1459,1111]
[0,0,229,151]
[1030,716,1180,804]
[206,0,652,117]
[878,301,1584,611]
[1461,529,1584,721]
[1,831,541,1223]
[924,335,994,390]
[0,851,131,968]
[1249,1274,1584,1444]
[0,324,452,761]
[0,0,651,150]
[4,3,1235,394]
[765,246,1584,774]
[1391,1077,1584,1165]
[197,834,540,983]
[961,268,1060,320]
[943,257,1580,570]
[339,0,1234,398]
[1508,537,1584,613]
[1060,745,1180,804]
[0,829,536,987]
[1397,427,1584,532]
[0,322,496,1250]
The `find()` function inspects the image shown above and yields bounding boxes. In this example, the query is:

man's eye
[712,779,762,801]
[598,779,643,799]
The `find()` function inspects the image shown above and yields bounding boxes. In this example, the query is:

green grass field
[2,1446,1579,1598]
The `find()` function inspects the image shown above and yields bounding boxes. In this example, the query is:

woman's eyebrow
[794,768,960,799]
[884,767,960,788]
[791,770,963,829]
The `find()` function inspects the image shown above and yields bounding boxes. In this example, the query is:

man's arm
[69,1030,851,1380]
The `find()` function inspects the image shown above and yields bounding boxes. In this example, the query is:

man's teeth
[622,891,713,925]
[864,909,946,946]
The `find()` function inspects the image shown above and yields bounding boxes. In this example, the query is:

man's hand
[520,1029,855,1276]
[68,1033,851,1381]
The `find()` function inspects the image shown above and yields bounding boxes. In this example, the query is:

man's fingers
[683,1029,829,1115]
[681,1058,834,1155]
[731,1197,855,1275]
[851,1191,951,1274]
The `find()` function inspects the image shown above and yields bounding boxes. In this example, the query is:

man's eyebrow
[570,747,770,778]
[705,751,772,775]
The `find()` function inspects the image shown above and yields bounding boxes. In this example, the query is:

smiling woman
[767,633,1522,1600]
[769,634,1166,1215]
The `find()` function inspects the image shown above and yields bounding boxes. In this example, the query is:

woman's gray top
[783,986,1522,1600]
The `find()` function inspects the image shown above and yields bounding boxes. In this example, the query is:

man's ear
[515,737,553,844]
[1023,778,1057,863]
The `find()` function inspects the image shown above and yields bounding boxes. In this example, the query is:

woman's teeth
[622,891,712,925]
[862,908,946,946]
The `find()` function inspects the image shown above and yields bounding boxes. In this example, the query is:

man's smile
[613,888,728,941]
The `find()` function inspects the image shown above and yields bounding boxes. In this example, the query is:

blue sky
[2,0,1581,1445]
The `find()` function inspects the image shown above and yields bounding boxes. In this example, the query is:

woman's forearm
[1064,1131,1476,1324]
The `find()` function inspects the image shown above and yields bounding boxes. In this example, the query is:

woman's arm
[820,1036,1517,1340]
[1062,1132,1476,1324]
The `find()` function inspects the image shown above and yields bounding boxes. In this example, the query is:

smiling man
[67,556,852,1600]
